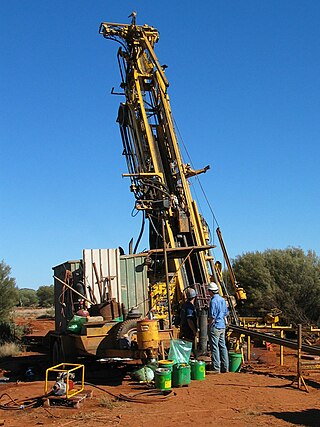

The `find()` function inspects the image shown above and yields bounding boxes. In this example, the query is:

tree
[0,260,19,320]
[18,288,39,307]
[36,285,54,307]
[233,248,320,326]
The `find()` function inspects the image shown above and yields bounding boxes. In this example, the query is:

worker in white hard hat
[179,287,198,344]
[207,282,229,373]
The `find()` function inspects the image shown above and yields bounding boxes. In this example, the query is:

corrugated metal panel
[120,255,149,317]
[83,249,121,305]
[52,260,81,333]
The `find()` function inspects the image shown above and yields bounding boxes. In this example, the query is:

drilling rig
[99,15,246,351]
[49,15,246,364]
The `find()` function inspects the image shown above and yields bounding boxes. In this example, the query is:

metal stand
[290,324,309,392]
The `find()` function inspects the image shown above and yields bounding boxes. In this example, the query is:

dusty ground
[0,309,319,427]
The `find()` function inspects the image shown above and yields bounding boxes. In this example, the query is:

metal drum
[137,319,159,349]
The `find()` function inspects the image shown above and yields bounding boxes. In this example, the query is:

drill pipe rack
[229,324,320,357]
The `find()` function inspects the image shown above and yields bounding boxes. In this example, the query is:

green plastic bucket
[158,359,174,372]
[172,364,191,387]
[190,360,206,380]
[229,352,242,372]
[155,368,171,391]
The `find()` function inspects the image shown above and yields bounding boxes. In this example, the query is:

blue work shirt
[209,294,229,329]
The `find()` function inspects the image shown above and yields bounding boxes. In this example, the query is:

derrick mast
[99,18,235,337]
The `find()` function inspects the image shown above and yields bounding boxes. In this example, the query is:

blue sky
[1,1,319,289]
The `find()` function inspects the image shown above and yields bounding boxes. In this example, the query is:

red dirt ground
[0,313,319,426]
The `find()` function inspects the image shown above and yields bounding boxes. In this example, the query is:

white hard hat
[208,282,219,292]
[186,288,197,299]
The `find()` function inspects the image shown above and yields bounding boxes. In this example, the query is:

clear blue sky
[1,1,319,289]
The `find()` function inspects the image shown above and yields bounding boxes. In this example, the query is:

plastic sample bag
[67,315,87,333]
[168,339,192,364]
[130,366,154,383]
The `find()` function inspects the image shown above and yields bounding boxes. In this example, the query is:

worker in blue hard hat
[179,287,198,343]
[207,282,229,373]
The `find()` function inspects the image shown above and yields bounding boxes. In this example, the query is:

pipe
[229,324,320,357]
[198,310,208,354]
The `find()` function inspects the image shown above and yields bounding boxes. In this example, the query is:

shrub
[0,321,24,344]
[36,285,54,307]
[0,260,19,320]
[37,307,55,319]
[0,342,20,358]
[18,288,39,307]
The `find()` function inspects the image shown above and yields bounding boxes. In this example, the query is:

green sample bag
[67,315,87,333]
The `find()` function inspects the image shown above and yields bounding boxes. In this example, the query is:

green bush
[233,248,320,326]
[0,321,24,344]
[36,285,54,307]
[0,260,19,320]
[18,288,39,307]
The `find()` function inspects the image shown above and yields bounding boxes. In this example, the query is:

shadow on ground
[0,351,138,386]
[243,367,320,390]
[266,408,320,427]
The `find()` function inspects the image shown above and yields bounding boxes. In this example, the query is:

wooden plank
[44,389,93,408]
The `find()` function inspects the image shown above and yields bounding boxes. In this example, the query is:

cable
[82,381,175,404]
[173,116,220,237]
[0,379,174,410]
[133,210,146,254]
[147,213,163,241]
[131,206,140,217]
[0,391,51,410]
